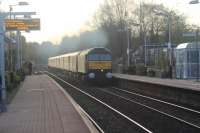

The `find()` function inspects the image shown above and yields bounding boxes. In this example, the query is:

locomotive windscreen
[88,54,111,61]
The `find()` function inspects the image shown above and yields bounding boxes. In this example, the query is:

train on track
[48,47,112,83]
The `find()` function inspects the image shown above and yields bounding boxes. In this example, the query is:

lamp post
[117,28,128,67]
[189,0,199,4]
[0,4,34,112]
[9,2,29,71]
[153,10,172,78]
[9,2,29,19]
[127,22,140,68]
[189,0,199,81]
[9,2,29,10]
[118,23,139,68]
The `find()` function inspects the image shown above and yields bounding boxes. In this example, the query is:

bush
[154,69,168,78]
[147,68,156,77]
[123,66,136,74]
[13,73,21,84]
[5,71,24,92]
[6,72,15,92]
[135,64,147,75]
[16,69,25,81]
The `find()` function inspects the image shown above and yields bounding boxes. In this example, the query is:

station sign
[5,19,40,31]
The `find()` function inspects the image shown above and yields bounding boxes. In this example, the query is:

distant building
[175,43,200,79]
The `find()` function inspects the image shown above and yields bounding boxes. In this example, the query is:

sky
[1,0,200,43]
[152,0,200,24]
[1,0,104,43]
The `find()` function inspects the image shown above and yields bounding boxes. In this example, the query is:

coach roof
[49,47,111,59]
[79,47,111,56]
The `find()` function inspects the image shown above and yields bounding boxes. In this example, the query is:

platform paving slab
[113,73,200,92]
[0,75,93,133]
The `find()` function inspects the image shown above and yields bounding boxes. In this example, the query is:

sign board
[5,19,40,31]
[182,32,196,37]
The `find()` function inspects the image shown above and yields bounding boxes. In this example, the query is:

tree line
[23,0,199,68]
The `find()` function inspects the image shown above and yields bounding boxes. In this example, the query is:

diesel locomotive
[48,47,112,82]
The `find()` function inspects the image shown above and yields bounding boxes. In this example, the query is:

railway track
[46,71,152,133]
[86,88,200,133]
[46,71,200,133]
[104,87,200,126]
[96,87,200,128]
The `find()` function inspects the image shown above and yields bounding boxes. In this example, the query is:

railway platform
[113,73,200,107]
[0,74,96,133]
[113,73,200,91]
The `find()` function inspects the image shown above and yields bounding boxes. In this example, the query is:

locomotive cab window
[88,54,111,61]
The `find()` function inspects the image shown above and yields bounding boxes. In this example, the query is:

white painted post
[127,29,130,67]
[16,30,20,70]
[0,14,7,112]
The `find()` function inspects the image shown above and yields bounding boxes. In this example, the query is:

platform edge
[47,75,101,133]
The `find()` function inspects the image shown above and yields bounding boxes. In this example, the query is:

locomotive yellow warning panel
[88,61,112,70]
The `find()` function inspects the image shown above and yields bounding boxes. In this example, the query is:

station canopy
[176,42,200,49]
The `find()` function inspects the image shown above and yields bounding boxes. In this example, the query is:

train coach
[48,47,112,83]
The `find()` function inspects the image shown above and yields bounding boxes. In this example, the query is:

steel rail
[96,88,200,129]
[46,71,152,133]
[112,87,200,114]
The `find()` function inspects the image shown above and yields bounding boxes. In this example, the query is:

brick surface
[0,75,90,133]
[113,73,200,92]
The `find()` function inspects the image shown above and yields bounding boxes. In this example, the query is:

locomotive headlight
[106,72,112,79]
[88,73,95,79]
